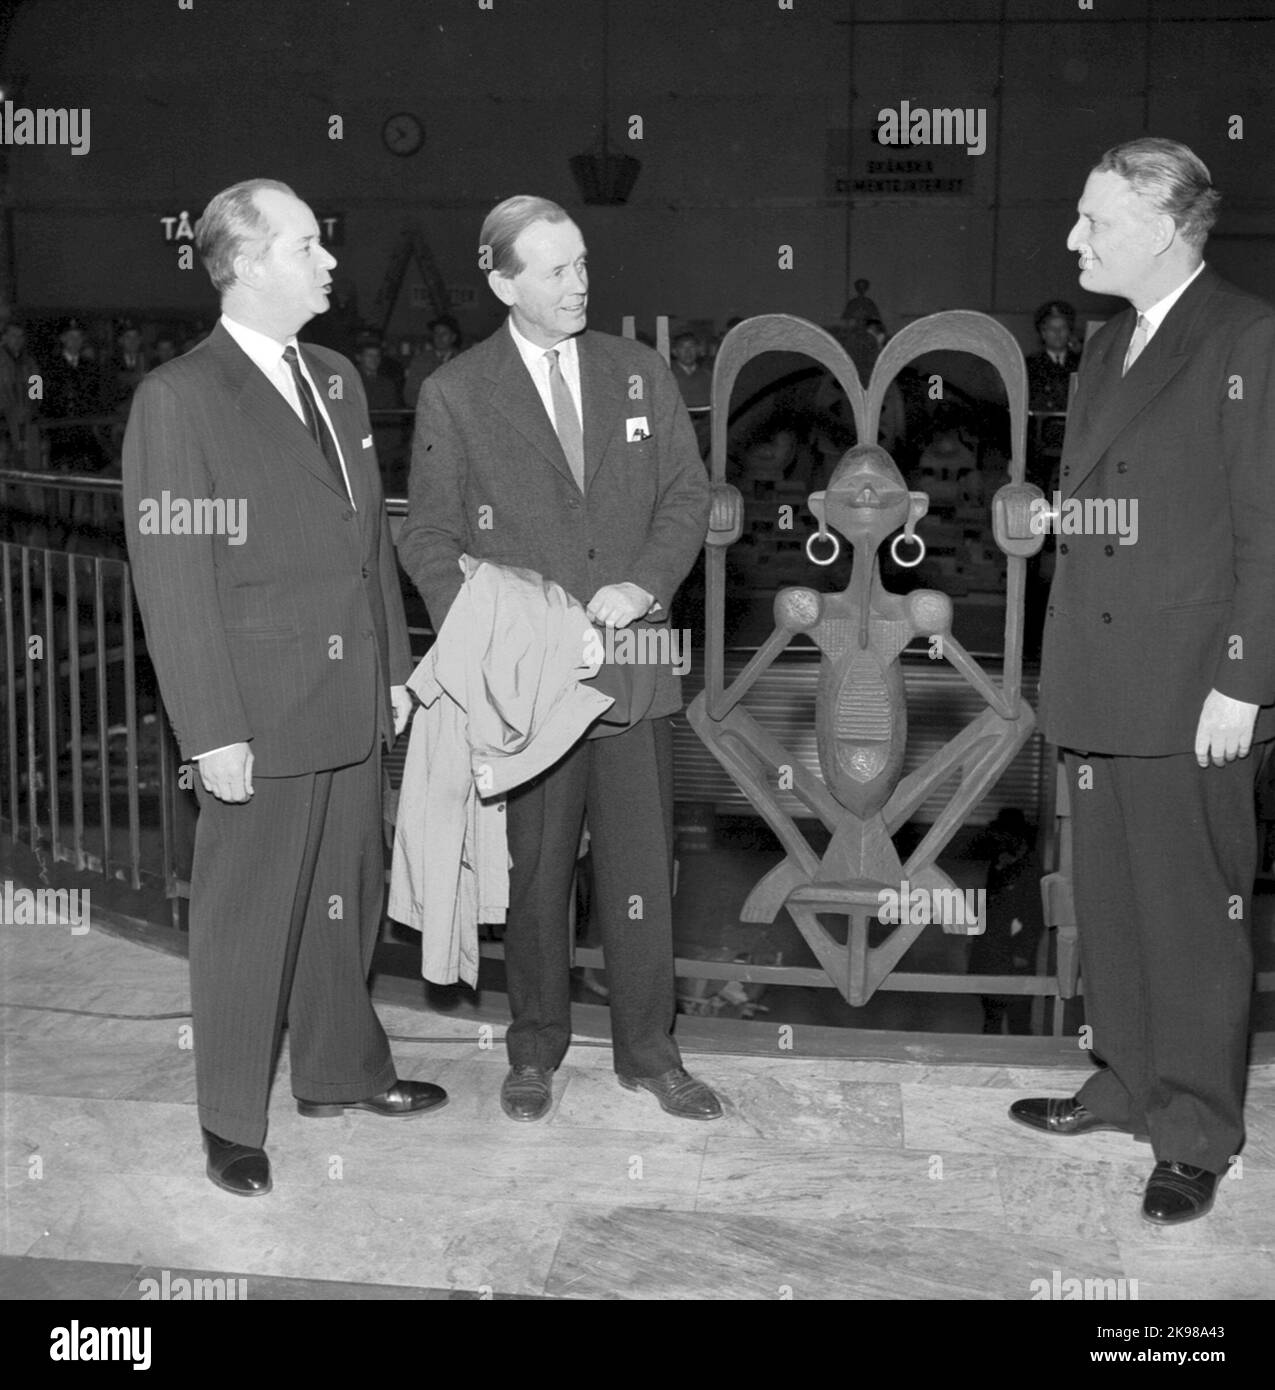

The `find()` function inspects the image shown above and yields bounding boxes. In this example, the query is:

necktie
[1122,314,1150,376]
[282,344,346,492]
[545,348,585,490]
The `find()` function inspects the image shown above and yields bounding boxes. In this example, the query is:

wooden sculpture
[690,312,1047,1006]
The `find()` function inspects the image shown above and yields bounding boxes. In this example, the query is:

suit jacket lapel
[1060,314,1132,496]
[1063,266,1217,498]
[295,345,383,562]
[578,333,620,489]
[207,325,350,504]
[487,321,579,488]
[294,343,362,506]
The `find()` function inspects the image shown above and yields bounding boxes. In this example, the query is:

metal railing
[2,530,144,887]
[9,462,1267,1042]
[0,461,1093,1038]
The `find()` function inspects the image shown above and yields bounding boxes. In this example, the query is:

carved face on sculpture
[808,444,927,550]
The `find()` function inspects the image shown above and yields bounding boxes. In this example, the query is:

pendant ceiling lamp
[569,0,641,206]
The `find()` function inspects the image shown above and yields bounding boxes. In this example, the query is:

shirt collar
[1140,260,1206,338]
[507,315,579,373]
[221,314,302,376]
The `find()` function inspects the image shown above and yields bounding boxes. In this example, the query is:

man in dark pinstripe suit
[124,180,446,1196]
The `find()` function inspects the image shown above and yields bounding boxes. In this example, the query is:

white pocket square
[362,434,373,448]
[625,416,651,442]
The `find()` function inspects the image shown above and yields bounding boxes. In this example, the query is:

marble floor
[3,907,1274,1301]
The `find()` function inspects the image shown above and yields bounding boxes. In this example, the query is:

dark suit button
[1059,543,1068,555]
[1061,466,1070,477]
[1101,612,1112,623]
[1104,544,1114,557]
[362,566,369,578]
[568,498,580,509]
[1047,606,1055,617]
[588,547,597,559]
[1116,461,1127,473]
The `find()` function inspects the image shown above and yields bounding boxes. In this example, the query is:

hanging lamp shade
[569,145,641,206]
[569,1,639,207]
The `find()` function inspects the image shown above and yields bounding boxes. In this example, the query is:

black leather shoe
[202,1128,271,1197]
[296,1078,448,1119]
[501,1065,553,1121]
[1142,1161,1219,1225]
[1009,1096,1130,1137]
[618,1067,723,1120]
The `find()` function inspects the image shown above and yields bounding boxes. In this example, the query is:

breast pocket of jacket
[224,623,299,637]
[1155,596,1230,615]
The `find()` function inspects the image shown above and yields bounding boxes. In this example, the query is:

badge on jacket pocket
[362,434,373,448]
[625,416,650,442]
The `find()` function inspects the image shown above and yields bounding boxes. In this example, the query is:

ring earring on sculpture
[806,529,841,566]
[890,531,925,568]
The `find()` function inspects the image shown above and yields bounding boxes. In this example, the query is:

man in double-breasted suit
[1012,139,1275,1224]
[397,195,720,1122]
[124,179,447,1196]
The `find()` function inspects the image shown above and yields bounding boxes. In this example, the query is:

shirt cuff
[191,743,237,761]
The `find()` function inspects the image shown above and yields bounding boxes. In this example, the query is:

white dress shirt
[1138,260,1206,344]
[507,316,583,432]
[220,314,353,505]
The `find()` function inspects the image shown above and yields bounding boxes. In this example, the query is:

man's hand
[586,582,654,629]
[391,684,413,737]
[1194,688,1259,768]
[199,742,254,802]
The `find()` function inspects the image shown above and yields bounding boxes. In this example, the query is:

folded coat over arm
[388,558,614,985]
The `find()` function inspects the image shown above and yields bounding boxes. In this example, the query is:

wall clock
[382,112,424,157]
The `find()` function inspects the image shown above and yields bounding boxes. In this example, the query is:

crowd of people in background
[0,309,472,479]
[0,313,204,471]
[0,292,1085,492]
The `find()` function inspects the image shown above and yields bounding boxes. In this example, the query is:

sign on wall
[160,210,345,244]
[827,127,973,198]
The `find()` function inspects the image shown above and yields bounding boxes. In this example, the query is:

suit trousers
[189,750,396,1146]
[503,716,682,1077]
[1064,748,1261,1172]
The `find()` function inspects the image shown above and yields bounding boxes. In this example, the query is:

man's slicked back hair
[195,178,297,294]
[1093,138,1220,251]
[480,195,571,277]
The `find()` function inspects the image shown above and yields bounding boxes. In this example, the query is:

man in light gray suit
[398,195,720,1122]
